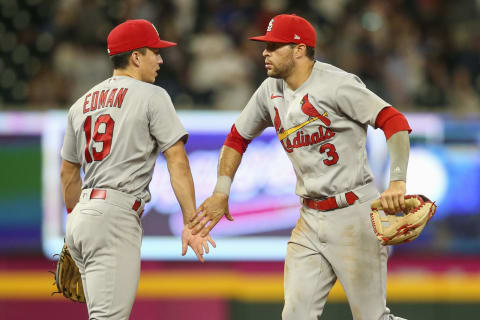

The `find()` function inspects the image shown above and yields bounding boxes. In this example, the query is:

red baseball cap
[107,19,176,56]
[249,14,316,48]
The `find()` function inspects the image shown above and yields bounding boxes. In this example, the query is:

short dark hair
[305,46,315,60]
[289,44,315,60]
[110,47,147,69]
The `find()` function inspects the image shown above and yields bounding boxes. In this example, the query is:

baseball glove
[52,244,86,303]
[370,194,436,245]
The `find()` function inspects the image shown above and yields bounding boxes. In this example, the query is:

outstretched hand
[378,180,407,214]
[181,226,216,263]
[188,193,234,237]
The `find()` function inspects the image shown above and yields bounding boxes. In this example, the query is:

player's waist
[78,188,145,217]
[301,182,378,211]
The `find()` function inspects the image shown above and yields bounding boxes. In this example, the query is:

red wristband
[67,208,73,214]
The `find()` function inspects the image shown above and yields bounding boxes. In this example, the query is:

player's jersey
[235,61,390,199]
[61,76,187,202]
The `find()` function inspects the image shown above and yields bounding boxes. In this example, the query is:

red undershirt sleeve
[375,106,412,140]
[224,124,252,154]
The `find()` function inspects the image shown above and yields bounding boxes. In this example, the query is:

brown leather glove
[370,194,436,245]
[52,244,86,303]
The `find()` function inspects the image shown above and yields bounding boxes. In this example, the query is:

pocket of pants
[80,209,103,216]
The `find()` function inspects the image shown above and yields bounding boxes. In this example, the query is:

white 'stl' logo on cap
[267,19,274,32]
[294,34,300,40]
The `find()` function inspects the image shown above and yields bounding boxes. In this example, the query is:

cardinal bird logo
[300,94,330,126]
[273,107,284,134]
[276,94,331,141]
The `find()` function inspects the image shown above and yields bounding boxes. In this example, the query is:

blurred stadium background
[1,0,480,319]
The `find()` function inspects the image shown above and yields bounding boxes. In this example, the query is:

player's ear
[295,44,307,59]
[130,51,142,67]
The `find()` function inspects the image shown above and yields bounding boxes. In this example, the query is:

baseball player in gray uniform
[60,19,215,320]
[190,14,411,320]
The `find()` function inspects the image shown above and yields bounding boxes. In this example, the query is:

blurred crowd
[1,0,479,114]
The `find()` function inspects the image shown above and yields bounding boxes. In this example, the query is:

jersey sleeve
[61,109,80,163]
[224,124,251,154]
[234,80,272,139]
[375,106,412,139]
[335,74,390,126]
[148,88,188,152]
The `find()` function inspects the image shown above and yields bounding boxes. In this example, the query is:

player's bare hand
[188,193,234,237]
[181,226,216,263]
[379,180,406,214]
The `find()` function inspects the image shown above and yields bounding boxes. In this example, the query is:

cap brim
[248,35,291,44]
[152,40,177,48]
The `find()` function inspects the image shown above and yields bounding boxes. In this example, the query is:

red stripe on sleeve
[224,125,251,154]
[375,107,412,140]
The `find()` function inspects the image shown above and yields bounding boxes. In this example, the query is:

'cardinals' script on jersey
[235,61,390,199]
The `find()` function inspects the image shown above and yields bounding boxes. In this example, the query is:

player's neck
[284,60,315,91]
[112,68,140,80]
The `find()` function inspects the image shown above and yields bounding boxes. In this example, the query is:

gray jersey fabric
[61,75,187,202]
[233,61,406,319]
[235,61,390,199]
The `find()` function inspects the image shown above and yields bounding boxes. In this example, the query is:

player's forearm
[60,160,82,211]
[386,130,410,182]
[212,145,243,196]
[218,145,243,178]
[168,157,196,224]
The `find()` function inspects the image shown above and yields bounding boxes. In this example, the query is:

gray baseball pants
[282,183,407,320]
[66,188,144,320]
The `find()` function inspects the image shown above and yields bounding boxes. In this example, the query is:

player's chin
[148,74,157,83]
[267,70,281,79]
[151,70,159,82]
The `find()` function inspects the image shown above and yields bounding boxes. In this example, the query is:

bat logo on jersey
[274,94,335,154]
